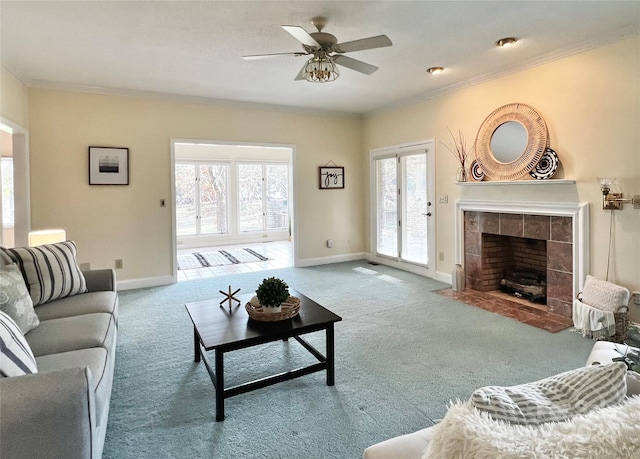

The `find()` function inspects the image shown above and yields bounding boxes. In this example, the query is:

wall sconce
[28,229,67,246]
[598,178,640,210]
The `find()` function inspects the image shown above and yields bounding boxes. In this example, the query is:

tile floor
[176,240,292,282]
[436,288,574,333]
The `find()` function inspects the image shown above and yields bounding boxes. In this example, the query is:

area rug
[177,248,269,270]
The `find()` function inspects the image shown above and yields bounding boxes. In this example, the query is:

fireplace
[455,200,589,320]
[484,234,548,303]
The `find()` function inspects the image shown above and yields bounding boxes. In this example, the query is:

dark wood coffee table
[185,288,342,421]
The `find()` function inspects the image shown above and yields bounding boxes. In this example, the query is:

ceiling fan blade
[335,35,392,54]
[294,62,308,81]
[243,52,308,60]
[332,55,378,75]
[282,25,321,48]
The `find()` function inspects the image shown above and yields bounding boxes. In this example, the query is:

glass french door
[374,148,431,267]
[238,163,289,233]
[175,163,229,236]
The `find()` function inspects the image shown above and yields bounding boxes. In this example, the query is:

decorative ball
[250,296,260,307]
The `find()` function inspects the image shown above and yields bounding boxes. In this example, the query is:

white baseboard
[117,255,446,290]
[118,275,175,291]
[295,252,369,268]
[435,271,452,285]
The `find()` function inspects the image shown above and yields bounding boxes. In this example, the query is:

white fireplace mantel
[454,199,590,299]
[456,179,576,187]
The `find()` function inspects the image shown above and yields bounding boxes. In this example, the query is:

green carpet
[103,261,594,459]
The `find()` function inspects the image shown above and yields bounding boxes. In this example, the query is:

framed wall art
[319,166,344,189]
[89,146,129,185]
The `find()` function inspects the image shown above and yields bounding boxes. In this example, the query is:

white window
[176,163,229,236]
[238,163,289,233]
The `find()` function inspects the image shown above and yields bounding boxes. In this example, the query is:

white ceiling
[2,1,639,115]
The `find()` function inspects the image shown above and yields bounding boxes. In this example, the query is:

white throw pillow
[580,275,630,312]
[1,241,87,306]
[0,263,40,333]
[470,362,627,425]
[0,310,38,377]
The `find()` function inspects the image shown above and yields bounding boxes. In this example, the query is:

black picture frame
[89,146,129,185]
[319,166,344,189]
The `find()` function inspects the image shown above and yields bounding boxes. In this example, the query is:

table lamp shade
[28,229,67,247]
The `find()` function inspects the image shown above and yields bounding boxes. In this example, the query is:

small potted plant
[254,277,290,314]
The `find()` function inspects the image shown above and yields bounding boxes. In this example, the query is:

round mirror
[490,121,527,163]
[474,103,548,180]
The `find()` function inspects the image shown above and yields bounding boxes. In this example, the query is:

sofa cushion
[35,291,118,322]
[627,371,640,397]
[0,263,40,333]
[1,241,88,306]
[470,362,627,425]
[25,313,115,357]
[0,311,37,377]
[36,347,112,427]
[0,249,11,266]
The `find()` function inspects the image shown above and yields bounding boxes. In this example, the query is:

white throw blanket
[423,396,640,459]
[573,298,616,339]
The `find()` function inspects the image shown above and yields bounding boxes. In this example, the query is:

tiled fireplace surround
[454,199,589,322]
[463,212,574,317]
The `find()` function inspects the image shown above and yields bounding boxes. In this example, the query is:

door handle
[422,212,432,217]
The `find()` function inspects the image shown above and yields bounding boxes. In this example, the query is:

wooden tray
[245,296,300,322]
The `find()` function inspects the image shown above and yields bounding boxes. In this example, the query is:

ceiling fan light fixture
[303,55,339,83]
[495,37,518,48]
[426,67,444,75]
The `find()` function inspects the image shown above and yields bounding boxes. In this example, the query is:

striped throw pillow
[1,241,88,306]
[0,311,38,377]
[471,362,627,425]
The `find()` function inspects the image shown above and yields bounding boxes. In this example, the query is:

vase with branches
[441,127,475,182]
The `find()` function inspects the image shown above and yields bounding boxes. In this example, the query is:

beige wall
[9,35,640,319]
[1,66,30,128]
[364,35,640,320]
[28,90,364,280]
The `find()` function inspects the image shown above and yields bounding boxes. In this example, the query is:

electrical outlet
[633,291,640,305]
[439,252,445,261]
[327,239,333,248]
[115,259,123,269]
[439,195,448,204]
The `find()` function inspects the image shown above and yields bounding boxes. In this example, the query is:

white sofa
[363,341,639,459]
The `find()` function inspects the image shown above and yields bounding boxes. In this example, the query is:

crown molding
[0,61,32,87]
[26,80,362,119]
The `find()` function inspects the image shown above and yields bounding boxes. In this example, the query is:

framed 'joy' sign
[318,166,344,189]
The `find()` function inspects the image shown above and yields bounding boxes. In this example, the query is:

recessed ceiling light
[426,67,445,75]
[495,37,518,48]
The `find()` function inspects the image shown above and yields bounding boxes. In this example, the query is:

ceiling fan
[243,16,392,82]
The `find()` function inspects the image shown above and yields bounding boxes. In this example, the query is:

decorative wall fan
[242,16,392,82]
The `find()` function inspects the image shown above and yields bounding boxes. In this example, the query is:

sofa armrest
[83,268,116,292]
[363,426,435,459]
[0,367,96,459]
